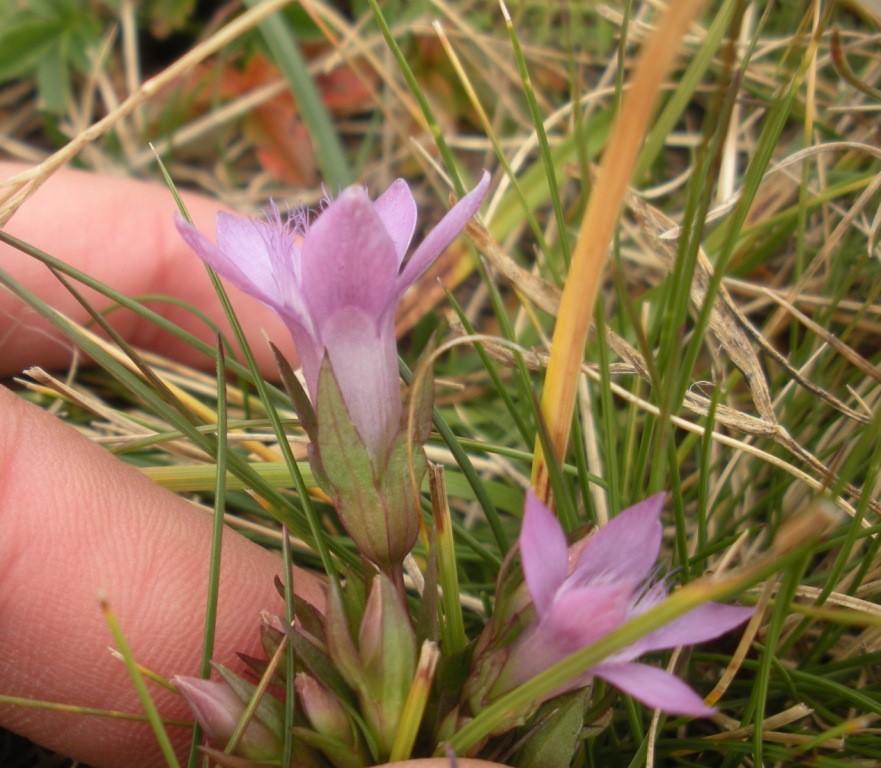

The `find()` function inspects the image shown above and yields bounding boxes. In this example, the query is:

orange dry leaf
[176,53,374,186]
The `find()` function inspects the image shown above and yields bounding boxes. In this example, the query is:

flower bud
[174,675,283,760]
[296,673,355,746]
[358,574,417,757]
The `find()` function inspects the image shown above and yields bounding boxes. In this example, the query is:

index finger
[0,162,298,377]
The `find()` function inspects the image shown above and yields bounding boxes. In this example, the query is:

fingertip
[0,386,321,766]
[0,162,298,378]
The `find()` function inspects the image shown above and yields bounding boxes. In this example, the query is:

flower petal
[301,186,400,327]
[593,661,716,717]
[372,178,417,266]
[626,602,755,658]
[319,306,401,456]
[397,171,490,293]
[541,583,630,654]
[176,213,286,312]
[504,583,630,688]
[520,491,568,615]
[217,207,304,312]
[174,676,283,758]
[572,493,665,587]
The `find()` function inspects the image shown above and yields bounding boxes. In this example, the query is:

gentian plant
[175,175,754,767]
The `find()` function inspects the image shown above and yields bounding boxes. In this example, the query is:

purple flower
[500,491,754,717]
[177,174,490,568]
[176,173,490,459]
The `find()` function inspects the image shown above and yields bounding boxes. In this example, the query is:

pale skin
[0,164,495,768]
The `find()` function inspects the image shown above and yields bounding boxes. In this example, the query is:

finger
[0,385,324,768]
[384,761,505,768]
[0,162,298,377]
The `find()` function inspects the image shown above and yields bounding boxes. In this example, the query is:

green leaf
[243,0,352,189]
[406,337,436,445]
[0,17,60,82]
[35,40,68,113]
[146,0,197,37]
[415,532,439,647]
[292,728,366,768]
[515,688,591,768]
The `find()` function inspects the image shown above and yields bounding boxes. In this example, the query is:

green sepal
[461,643,512,718]
[271,340,317,439]
[212,662,284,739]
[343,564,368,635]
[404,334,436,446]
[514,687,591,768]
[324,585,368,696]
[293,594,329,647]
[292,727,370,768]
[313,357,385,556]
[199,744,306,768]
[376,428,425,563]
[314,356,420,567]
[287,627,354,709]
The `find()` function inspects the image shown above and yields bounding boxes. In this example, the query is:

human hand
[0,164,322,767]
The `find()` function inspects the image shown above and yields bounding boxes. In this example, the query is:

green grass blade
[244,0,352,188]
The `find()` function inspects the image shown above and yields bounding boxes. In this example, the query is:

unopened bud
[296,673,354,746]
[174,676,282,760]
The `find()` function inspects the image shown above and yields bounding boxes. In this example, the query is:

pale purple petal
[572,493,665,587]
[301,186,400,327]
[174,676,283,757]
[174,676,243,741]
[505,583,629,687]
[372,179,417,266]
[593,662,716,717]
[320,307,401,456]
[520,491,568,615]
[625,602,755,659]
[280,315,323,396]
[216,209,304,315]
[175,214,284,312]
[541,584,631,654]
[397,171,491,293]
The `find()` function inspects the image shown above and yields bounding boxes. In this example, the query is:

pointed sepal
[270,340,317,439]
